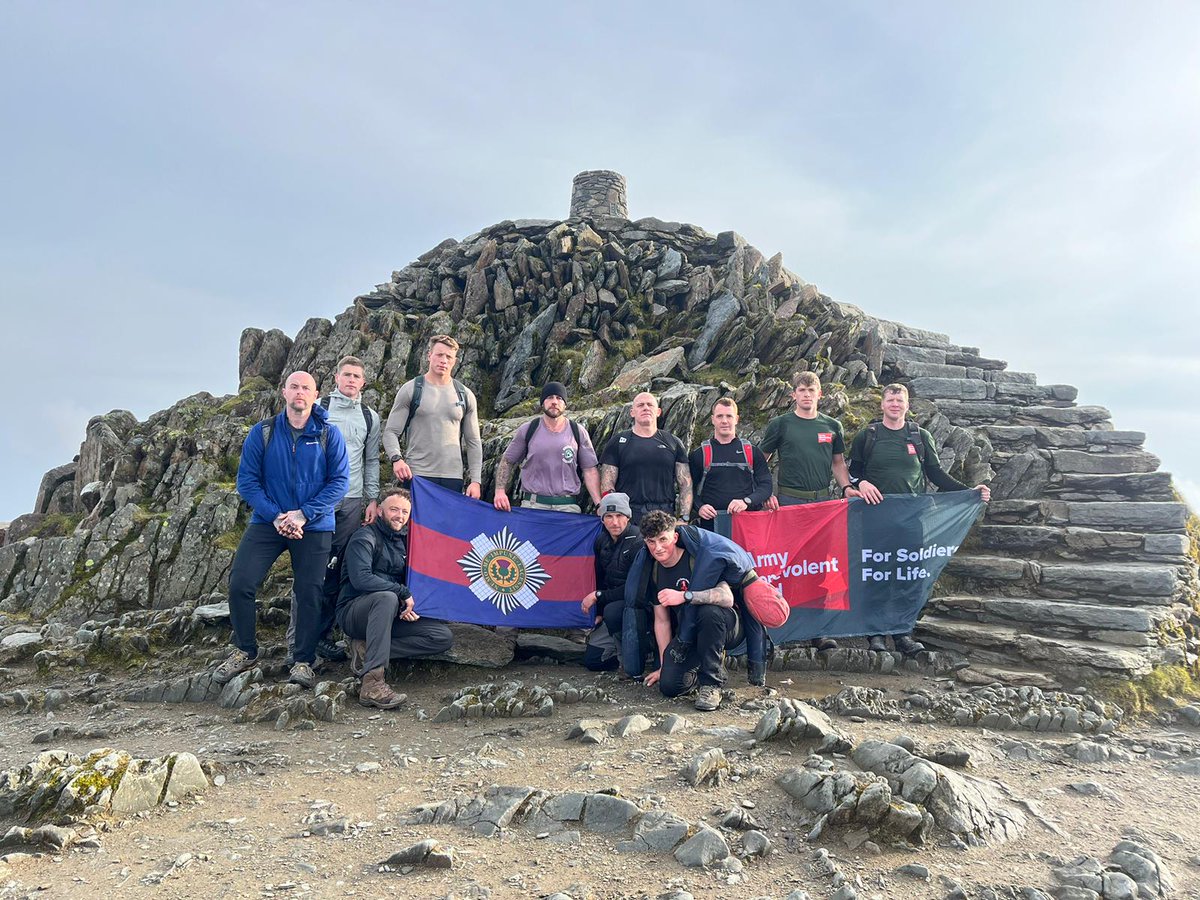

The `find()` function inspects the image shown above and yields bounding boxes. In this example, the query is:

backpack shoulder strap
[861,421,880,464]
[695,440,714,506]
[569,420,583,477]
[517,417,541,465]
[362,404,374,433]
[319,396,331,410]
[259,418,274,451]
[404,376,425,436]
[741,439,753,469]
[907,421,926,462]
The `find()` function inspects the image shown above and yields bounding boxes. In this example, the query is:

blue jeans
[228,524,331,664]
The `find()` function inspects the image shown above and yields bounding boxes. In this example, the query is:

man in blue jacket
[213,371,350,689]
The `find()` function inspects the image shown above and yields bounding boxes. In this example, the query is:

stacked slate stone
[0,171,1194,682]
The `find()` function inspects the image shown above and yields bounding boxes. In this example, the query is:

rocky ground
[2,618,1199,900]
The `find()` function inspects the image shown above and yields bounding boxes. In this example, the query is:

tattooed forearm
[600,464,618,494]
[690,582,733,608]
[675,462,693,519]
[494,458,514,493]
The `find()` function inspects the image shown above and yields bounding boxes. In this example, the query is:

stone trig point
[570,170,628,219]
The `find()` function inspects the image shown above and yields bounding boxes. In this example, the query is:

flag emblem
[458,526,551,614]
[818,432,834,444]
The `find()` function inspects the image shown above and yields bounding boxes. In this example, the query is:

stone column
[569,170,628,219]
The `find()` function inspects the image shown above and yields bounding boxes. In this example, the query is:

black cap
[541,381,568,404]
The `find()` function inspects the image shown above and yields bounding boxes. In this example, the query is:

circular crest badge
[562,446,576,464]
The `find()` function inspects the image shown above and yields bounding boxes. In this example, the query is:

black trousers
[659,605,742,696]
[228,524,331,664]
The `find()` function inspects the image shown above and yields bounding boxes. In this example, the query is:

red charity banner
[731,501,850,610]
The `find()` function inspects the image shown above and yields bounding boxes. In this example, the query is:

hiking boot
[694,685,722,712]
[317,637,348,663]
[349,639,367,676]
[213,648,258,684]
[747,660,767,687]
[893,634,926,657]
[359,668,407,710]
[288,662,316,689]
[813,637,838,652]
[867,635,888,653]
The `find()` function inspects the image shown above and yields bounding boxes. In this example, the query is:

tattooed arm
[689,582,734,608]
[600,464,618,494]
[493,457,516,511]
[675,461,693,520]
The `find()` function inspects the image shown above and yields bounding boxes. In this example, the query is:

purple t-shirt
[503,418,599,496]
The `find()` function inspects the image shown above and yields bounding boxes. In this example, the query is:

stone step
[943,554,1182,603]
[1045,473,1174,502]
[915,615,1155,678]
[1048,449,1159,476]
[973,524,1190,562]
[927,594,1166,634]
[934,401,1110,427]
[982,425,1146,452]
[986,500,1188,533]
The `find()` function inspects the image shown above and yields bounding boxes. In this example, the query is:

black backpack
[405,374,469,440]
[319,395,375,433]
[860,419,926,465]
[520,416,585,480]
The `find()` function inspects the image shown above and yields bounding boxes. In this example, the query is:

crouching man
[580,492,641,671]
[336,487,453,708]
[622,510,771,711]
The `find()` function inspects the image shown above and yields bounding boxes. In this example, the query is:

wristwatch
[684,590,694,602]
[389,454,402,463]
[743,497,753,506]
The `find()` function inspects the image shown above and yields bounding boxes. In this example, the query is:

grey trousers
[337,590,453,672]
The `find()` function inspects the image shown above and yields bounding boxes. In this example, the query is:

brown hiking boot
[359,668,407,710]
[349,639,367,676]
[213,648,257,684]
[694,685,722,712]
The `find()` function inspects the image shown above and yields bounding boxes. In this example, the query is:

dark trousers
[659,605,742,697]
[337,590,453,671]
[630,500,673,527]
[403,476,463,493]
[287,497,365,652]
[602,599,653,668]
[228,524,332,664]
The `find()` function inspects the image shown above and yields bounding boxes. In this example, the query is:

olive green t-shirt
[848,423,935,495]
[759,412,845,492]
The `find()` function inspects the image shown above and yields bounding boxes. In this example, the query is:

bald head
[282,371,318,422]
[631,392,660,433]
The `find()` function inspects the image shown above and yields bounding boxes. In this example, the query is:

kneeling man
[336,487,453,708]
[627,511,770,710]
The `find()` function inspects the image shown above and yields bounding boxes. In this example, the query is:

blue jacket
[236,404,350,531]
[621,525,766,676]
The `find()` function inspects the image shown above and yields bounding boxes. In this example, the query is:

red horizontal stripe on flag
[408,521,596,601]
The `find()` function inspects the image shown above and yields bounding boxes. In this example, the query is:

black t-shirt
[651,553,693,604]
[600,429,687,507]
[688,439,773,511]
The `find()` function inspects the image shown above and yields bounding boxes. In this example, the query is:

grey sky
[2,2,1197,520]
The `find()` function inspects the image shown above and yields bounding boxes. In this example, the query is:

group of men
[213,333,989,713]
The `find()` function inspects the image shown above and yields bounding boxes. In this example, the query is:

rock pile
[431,679,615,722]
[0,747,208,850]
[816,685,1124,735]
[1,171,1195,681]
[402,785,775,868]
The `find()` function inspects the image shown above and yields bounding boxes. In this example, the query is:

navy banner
[731,492,984,641]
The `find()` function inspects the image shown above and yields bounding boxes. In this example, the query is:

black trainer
[813,638,838,652]
[867,635,888,653]
[316,638,349,662]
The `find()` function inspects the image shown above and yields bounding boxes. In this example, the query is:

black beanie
[541,382,568,404]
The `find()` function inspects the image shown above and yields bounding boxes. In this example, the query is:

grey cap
[597,492,632,518]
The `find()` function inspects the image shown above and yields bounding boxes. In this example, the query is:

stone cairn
[1,171,1195,683]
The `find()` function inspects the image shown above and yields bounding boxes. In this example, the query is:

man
[688,398,771,530]
[759,371,853,652]
[336,487,454,708]
[287,355,382,663]
[493,381,602,513]
[599,392,691,525]
[214,371,349,689]
[847,383,992,655]
[382,334,483,497]
[624,511,776,709]
[580,493,641,671]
